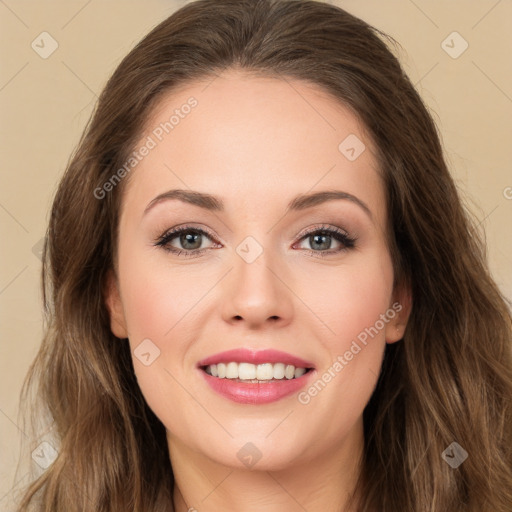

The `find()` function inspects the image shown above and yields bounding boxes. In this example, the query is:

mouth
[200,362,314,383]
[196,348,316,404]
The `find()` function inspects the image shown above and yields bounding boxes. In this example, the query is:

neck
[168,418,364,512]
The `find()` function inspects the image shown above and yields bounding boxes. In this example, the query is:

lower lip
[198,368,316,404]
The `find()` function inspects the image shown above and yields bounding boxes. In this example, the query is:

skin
[106,68,411,512]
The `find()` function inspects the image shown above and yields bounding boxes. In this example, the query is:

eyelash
[154,223,357,259]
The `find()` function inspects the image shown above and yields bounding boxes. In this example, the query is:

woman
[16,0,512,510]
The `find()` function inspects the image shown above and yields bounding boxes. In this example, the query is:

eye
[294,224,356,257]
[154,223,357,258]
[154,225,218,258]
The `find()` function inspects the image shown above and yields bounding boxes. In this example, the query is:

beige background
[1,0,511,507]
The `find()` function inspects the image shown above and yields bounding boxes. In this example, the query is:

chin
[201,435,310,472]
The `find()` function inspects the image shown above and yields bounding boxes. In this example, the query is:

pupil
[181,232,201,250]
[311,234,330,250]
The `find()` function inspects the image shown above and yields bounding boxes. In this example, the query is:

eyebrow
[143,188,372,219]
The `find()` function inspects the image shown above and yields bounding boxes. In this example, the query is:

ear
[104,269,128,339]
[384,281,412,344]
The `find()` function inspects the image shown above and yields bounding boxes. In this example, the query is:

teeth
[256,363,273,380]
[226,362,238,379]
[239,362,256,380]
[273,363,285,379]
[294,367,307,378]
[203,362,309,381]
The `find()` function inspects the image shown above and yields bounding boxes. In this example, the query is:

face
[106,68,410,472]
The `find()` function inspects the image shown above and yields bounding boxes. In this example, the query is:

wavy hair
[16,0,512,510]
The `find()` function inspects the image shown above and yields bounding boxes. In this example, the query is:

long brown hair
[16,0,512,510]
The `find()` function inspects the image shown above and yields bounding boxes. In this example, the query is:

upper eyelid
[156,223,353,246]
[158,224,217,242]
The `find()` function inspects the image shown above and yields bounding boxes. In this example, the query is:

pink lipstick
[197,348,316,404]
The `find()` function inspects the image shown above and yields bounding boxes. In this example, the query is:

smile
[197,347,317,404]
[202,362,311,382]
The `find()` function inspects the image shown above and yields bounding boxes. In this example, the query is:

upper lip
[197,348,315,369]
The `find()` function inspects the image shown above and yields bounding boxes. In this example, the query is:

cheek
[118,246,202,344]
[115,249,188,407]
[294,254,393,423]
[300,253,394,348]
[116,250,202,428]
[332,272,391,344]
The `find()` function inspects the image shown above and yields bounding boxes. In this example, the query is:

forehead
[121,68,385,226]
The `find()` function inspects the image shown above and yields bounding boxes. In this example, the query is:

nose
[220,246,294,329]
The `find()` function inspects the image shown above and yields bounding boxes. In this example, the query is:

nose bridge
[222,232,293,326]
